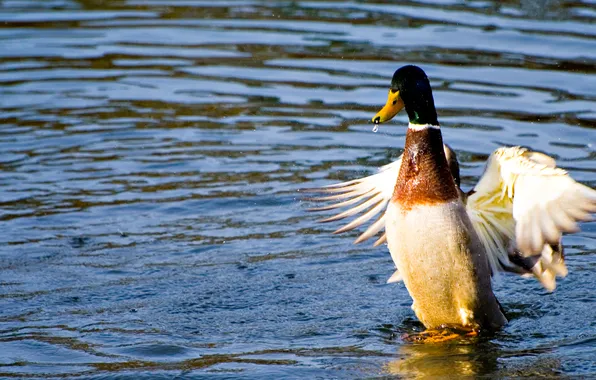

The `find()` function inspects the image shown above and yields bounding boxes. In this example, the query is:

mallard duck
[308,65,596,331]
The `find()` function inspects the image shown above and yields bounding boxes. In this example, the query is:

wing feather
[467,146,596,290]
[306,144,461,248]
[354,214,386,244]
[305,156,402,244]
[319,194,382,223]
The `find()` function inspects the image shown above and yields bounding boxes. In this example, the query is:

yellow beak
[372,89,404,124]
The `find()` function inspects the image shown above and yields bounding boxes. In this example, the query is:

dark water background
[1,0,595,378]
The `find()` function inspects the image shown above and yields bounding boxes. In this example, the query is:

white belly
[385,200,502,329]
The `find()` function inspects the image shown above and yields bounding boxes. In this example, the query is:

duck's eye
[392,100,397,105]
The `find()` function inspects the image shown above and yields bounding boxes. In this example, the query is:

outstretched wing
[306,144,461,247]
[466,146,596,290]
[305,156,402,247]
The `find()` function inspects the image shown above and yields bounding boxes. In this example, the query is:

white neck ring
[408,123,440,131]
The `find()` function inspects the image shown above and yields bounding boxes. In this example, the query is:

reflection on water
[0,0,595,378]
[387,340,499,378]
[386,338,565,378]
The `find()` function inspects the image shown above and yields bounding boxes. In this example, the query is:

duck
[308,65,596,332]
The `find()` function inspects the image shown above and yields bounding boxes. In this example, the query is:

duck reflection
[384,336,562,378]
[384,340,499,378]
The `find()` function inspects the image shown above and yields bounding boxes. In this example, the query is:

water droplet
[372,125,379,133]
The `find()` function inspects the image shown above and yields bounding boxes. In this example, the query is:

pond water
[1,0,595,378]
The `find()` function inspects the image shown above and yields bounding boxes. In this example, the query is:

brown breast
[393,127,459,209]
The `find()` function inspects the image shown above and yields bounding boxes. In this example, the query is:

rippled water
[1,0,595,378]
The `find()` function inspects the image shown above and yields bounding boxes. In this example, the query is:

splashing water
[372,124,379,133]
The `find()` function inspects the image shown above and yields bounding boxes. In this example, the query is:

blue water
[1,0,595,378]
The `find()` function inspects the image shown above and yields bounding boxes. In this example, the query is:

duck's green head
[372,65,439,126]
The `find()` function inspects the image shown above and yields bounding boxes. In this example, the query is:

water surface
[1,0,595,378]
